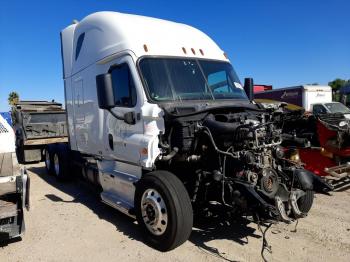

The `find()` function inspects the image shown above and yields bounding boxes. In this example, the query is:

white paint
[61,11,228,78]
[61,11,225,168]
[304,86,332,111]
[0,115,15,153]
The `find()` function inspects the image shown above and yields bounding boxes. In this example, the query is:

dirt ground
[1,162,350,262]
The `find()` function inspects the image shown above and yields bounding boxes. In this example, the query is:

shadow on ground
[190,214,263,261]
[0,237,22,247]
[28,165,264,261]
[28,166,144,245]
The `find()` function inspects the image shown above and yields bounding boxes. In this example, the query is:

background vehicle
[0,114,29,241]
[44,11,319,251]
[254,85,332,112]
[261,101,350,191]
[253,84,272,92]
[12,101,68,163]
[311,102,350,118]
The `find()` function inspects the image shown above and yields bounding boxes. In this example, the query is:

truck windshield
[139,58,248,102]
[325,103,350,114]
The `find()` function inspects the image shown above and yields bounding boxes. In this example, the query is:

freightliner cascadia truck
[50,11,320,251]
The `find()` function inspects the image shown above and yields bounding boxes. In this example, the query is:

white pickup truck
[311,102,350,119]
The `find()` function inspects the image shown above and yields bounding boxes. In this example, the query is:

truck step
[0,200,17,219]
[100,192,135,219]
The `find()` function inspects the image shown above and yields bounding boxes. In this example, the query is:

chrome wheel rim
[45,151,50,170]
[54,154,59,176]
[141,189,168,236]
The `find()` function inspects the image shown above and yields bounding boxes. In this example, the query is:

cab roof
[61,11,229,78]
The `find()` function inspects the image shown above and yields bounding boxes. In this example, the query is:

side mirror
[244,78,254,101]
[96,73,115,109]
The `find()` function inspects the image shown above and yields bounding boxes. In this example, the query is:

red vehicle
[255,99,349,191]
[254,84,272,93]
[281,109,350,191]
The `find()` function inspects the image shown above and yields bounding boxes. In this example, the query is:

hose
[158,147,178,161]
[200,125,235,158]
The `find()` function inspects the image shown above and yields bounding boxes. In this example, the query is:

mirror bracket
[124,112,136,125]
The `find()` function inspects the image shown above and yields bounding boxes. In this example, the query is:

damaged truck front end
[156,104,314,223]
[93,56,318,251]
[139,58,315,224]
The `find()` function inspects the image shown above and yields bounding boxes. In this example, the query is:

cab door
[105,55,143,164]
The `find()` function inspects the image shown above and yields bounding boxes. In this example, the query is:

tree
[328,78,350,91]
[328,78,350,102]
[8,91,19,105]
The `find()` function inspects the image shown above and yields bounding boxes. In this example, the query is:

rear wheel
[52,144,70,181]
[44,146,55,175]
[135,171,193,251]
[16,144,25,164]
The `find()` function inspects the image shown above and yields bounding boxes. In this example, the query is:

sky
[0,0,349,112]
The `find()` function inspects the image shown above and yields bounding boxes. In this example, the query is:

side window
[75,33,85,61]
[313,105,326,114]
[110,63,137,107]
[208,71,229,93]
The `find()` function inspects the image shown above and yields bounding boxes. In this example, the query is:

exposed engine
[156,106,316,222]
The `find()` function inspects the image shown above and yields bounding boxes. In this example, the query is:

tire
[52,144,70,181]
[16,144,25,164]
[44,145,55,175]
[298,190,314,213]
[135,171,193,251]
[15,128,26,163]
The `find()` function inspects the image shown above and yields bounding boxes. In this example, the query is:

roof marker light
[223,52,228,59]
[191,48,196,55]
[182,47,187,54]
[143,44,148,52]
[199,49,204,56]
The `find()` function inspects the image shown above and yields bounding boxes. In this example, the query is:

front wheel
[135,171,193,251]
[298,189,314,213]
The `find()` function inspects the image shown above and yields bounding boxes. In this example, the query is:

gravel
[1,162,349,262]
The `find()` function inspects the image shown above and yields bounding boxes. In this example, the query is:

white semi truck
[49,11,320,251]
